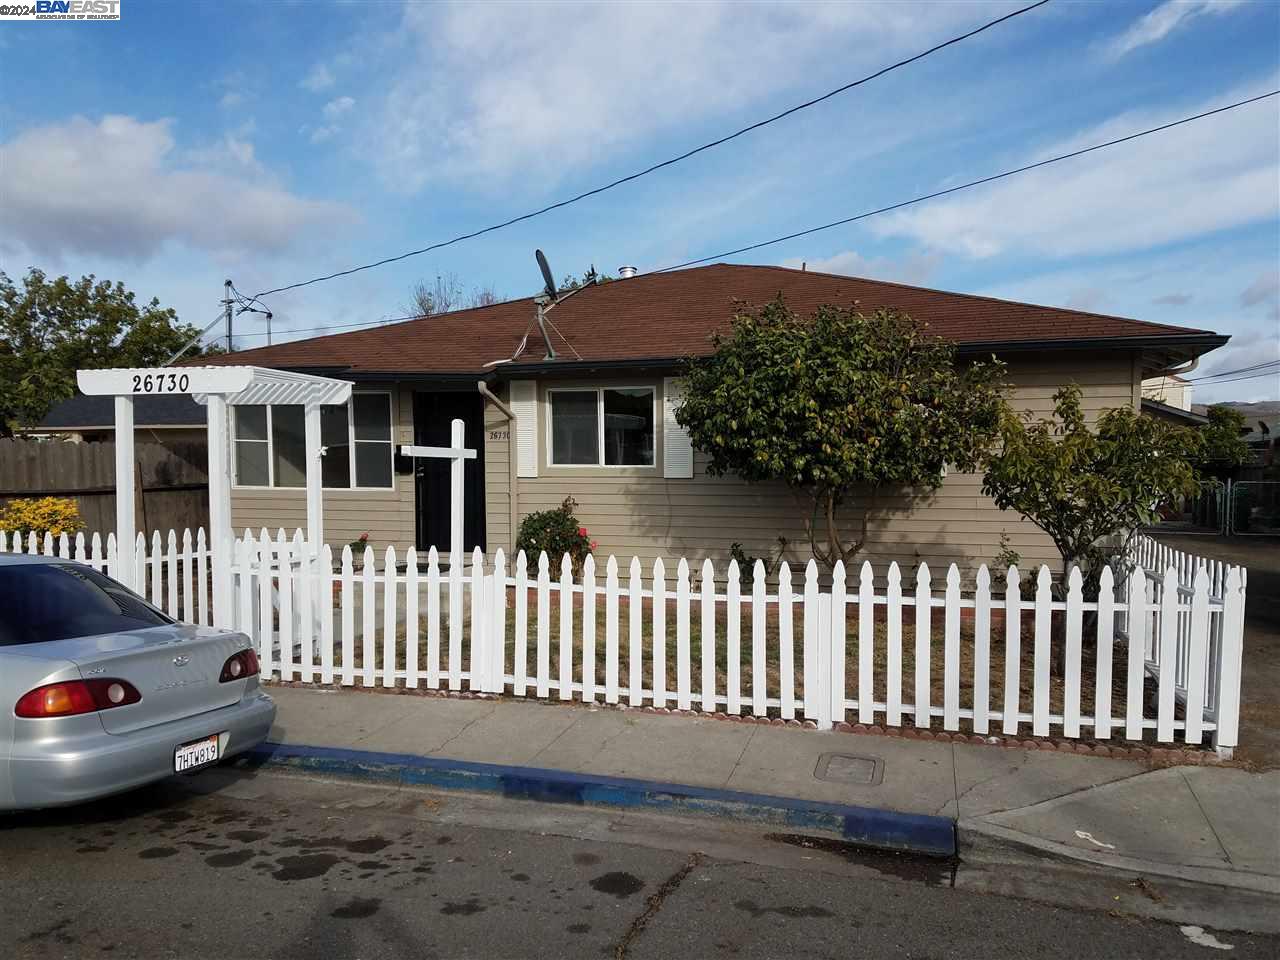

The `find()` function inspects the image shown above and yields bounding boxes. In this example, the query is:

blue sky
[2,0,1277,402]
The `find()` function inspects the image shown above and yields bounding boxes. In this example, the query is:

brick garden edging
[265,678,1235,768]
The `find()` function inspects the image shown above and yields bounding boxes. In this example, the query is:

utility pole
[222,279,234,352]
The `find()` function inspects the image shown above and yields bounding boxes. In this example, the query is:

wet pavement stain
[206,849,256,868]
[226,830,269,843]
[356,860,389,870]
[572,852,601,866]
[139,847,179,859]
[152,810,194,824]
[734,900,836,920]
[274,836,340,850]
[75,845,109,854]
[440,899,485,916]
[346,837,392,855]
[273,853,342,882]
[589,872,645,899]
[510,873,530,882]
[182,840,229,852]
[22,919,76,945]
[435,836,453,845]
[566,923,591,935]
[331,898,381,920]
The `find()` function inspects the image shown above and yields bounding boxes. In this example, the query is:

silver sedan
[0,553,275,811]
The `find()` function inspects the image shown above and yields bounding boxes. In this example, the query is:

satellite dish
[535,249,558,300]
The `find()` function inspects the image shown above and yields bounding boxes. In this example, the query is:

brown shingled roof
[205,263,1223,375]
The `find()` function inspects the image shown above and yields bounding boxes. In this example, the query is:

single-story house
[32,394,208,451]
[200,263,1227,574]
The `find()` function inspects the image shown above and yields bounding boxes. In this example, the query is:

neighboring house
[32,394,208,452]
[1141,396,1209,428]
[201,263,1228,574]
[1142,372,1192,411]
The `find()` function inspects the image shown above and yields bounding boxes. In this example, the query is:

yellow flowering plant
[0,497,86,539]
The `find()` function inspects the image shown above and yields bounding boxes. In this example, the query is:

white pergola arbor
[76,366,353,623]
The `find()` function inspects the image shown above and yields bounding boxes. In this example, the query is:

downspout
[478,381,519,552]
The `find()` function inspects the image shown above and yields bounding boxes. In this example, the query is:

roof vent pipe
[617,266,638,279]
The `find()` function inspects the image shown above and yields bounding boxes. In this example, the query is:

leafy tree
[982,385,1204,594]
[676,298,1008,569]
[0,268,221,437]
[1197,404,1250,478]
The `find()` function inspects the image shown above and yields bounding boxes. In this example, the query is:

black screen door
[413,391,486,555]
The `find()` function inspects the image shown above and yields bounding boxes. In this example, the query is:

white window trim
[231,390,396,491]
[545,385,657,469]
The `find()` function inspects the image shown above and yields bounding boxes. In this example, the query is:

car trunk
[50,624,250,735]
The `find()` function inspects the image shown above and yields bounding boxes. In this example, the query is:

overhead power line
[1190,368,1280,388]
[225,88,1278,350]
[249,0,1052,300]
[654,90,1280,272]
[232,314,422,340]
[1183,359,1280,382]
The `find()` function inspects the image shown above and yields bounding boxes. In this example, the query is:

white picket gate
[1,526,1249,756]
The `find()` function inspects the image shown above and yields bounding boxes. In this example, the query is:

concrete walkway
[265,686,1280,894]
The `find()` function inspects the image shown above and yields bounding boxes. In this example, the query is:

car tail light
[220,649,260,683]
[15,679,142,718]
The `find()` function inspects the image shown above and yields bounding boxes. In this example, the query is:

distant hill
[1193,401,1280,438]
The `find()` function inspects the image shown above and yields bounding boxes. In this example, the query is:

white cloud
[1153,292,1193,305]
[1240,270,1279,307]
[1105,1,1245,59]
[308,125,338,144]
[871,78,1280,260]
[369,1,1005,192]
[323,95,355,120]
[300,63,335,92]
[1192,323,1280,402]
[218,90,245,109]
[779,249,943,286]
[0,115,356,262]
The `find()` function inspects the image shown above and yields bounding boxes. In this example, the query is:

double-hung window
[547,387,655,467]
[233,393,394,489]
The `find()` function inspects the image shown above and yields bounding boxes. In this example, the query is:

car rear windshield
[0,563,174,646]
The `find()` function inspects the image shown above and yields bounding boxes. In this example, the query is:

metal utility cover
[814,752,884,786]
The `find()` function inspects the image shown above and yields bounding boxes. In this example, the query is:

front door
[413,391,487,556]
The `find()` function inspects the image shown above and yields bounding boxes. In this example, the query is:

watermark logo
[0,0,120,20]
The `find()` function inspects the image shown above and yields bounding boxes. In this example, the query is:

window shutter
[662,377,694,479]
[510,380,538,478]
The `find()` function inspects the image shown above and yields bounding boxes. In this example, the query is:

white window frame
[545,385,657,469]
[231,391,396,491]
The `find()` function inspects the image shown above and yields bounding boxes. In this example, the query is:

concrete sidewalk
[263,686,1280,893]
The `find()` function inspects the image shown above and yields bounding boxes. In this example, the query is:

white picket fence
[2,526,1248,755]
[1128,534,1242,717]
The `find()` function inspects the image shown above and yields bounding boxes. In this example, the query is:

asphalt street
[1,762,1275,960]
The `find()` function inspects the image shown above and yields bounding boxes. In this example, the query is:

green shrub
[516,496,594,575]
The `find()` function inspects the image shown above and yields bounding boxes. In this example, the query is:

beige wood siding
[484,354,1142,578]
[484,395,513,552]
[230,384,417,554]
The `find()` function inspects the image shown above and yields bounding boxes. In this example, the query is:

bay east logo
[0,0,120,20]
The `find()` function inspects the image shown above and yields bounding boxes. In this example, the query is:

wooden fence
[0,437,208,534]
[0,527,1248,756]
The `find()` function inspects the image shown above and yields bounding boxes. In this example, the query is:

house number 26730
[131,372,190,394]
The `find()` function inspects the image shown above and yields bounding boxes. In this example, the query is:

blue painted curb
[246,741,956,858]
